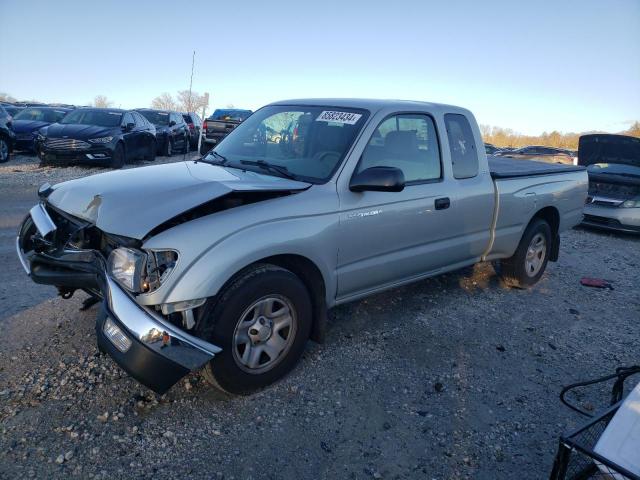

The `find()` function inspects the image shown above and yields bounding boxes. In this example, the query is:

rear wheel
[199,142,211,156]
[197,264,312,394]
[497,218,552,288]
[0,137,9,163]
[145,140,156,161]
[182,134,189,154]
[111,142,125,169]
[164,137,173,157]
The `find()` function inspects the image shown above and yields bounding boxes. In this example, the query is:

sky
[0,0,638,135]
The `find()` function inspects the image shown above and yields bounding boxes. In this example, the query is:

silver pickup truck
[17,99,588,394]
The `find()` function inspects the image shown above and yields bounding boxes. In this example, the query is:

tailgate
[205,120,239,136]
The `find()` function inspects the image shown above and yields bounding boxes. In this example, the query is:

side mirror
[123,122,135,131]
[349,166,405,193]
[169,120,176,127]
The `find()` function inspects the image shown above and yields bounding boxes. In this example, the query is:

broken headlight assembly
[107,247,178,293]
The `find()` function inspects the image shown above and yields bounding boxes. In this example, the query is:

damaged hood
[46,161,310,239]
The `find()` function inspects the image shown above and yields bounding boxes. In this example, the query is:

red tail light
[202,120,207,131]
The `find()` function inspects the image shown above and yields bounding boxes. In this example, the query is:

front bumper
[582,204,640,234]
[39,145,115,164]
[16,204,221,393]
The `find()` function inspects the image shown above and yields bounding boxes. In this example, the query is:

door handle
[434,197,450,210]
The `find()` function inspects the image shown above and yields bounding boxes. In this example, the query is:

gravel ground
[1,153,639,479]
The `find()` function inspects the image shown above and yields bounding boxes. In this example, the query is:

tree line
[2,91,638,146]
[480,122,640,150]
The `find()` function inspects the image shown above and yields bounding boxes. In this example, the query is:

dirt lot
[1,153,638,479]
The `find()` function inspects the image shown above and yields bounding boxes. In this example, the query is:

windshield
[60,109,122,127]
[14,108,67,123]
[204,105,369,183]
[211,109,252,121]
[139,110,170,126]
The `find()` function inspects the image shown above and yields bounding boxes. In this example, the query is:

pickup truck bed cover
[489,156,585,179]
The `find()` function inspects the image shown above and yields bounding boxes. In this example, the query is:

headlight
[88,136,113,144]
[108,248,148,292]
[107,247,178,293]
[621,200,640,208]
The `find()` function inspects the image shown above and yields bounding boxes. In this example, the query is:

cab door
[336,113,459,299]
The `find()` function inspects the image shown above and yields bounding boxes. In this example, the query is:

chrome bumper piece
[17,203,221,377]
[104,276,220,370]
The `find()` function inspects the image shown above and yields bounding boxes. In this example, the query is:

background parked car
[497,145,574,164]
[182,112,202,150]
[579,134,640,233]
[12,107,72,152]
[485,143,501,155]
[137,109,189,156]
[0,104,16,163]
[200,108,252,155]
[37,108,157,168]
[1,103,25,118]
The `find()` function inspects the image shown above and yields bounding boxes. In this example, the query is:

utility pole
[188,50,195,112]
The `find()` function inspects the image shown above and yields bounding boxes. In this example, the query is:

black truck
[200,108,252,155]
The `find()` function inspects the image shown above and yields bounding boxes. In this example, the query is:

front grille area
[588,181,640,201]
[45,138,91,151]
[583,214,621,227]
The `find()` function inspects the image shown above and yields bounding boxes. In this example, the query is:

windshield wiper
[240,160,297,180]
[201,151,228,165]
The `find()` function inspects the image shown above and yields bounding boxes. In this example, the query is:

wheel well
[531,206,560,261]
[532,206,559,234]
[247,254,328,343]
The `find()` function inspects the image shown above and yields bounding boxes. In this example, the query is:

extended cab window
[357,114,441,183]
[445,113,478,179]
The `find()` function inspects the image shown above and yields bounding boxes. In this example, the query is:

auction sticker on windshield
[316,111,362,125]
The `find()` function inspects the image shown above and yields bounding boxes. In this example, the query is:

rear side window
[444,114,478,179]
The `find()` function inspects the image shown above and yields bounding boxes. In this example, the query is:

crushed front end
[16,200,221,394]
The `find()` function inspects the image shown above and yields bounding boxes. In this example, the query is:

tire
[111,142,125,169]
[181,134,189,154]
[197,264,313,394]
[163,137,172,157]
[497,218,552,288]
[199,142,211,156]
[0,137,9,163]
[145,140,156,161]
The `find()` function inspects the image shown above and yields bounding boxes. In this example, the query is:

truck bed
[489,156,585,179]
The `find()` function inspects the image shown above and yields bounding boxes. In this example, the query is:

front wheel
[197,264,312,394]
[496,218,552,288]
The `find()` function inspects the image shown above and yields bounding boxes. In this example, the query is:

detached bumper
[16,205,221,394]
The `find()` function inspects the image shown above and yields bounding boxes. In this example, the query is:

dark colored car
[580,134,640,233]
[485,143,501,155]
[200,108,252,155]
[12,107,72,152]
[0,104,16,163]
[497,145,575,165]
[182,112,202,150]
[1,103,25,118]
[137,109,189,156]
[37,108,157,168]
